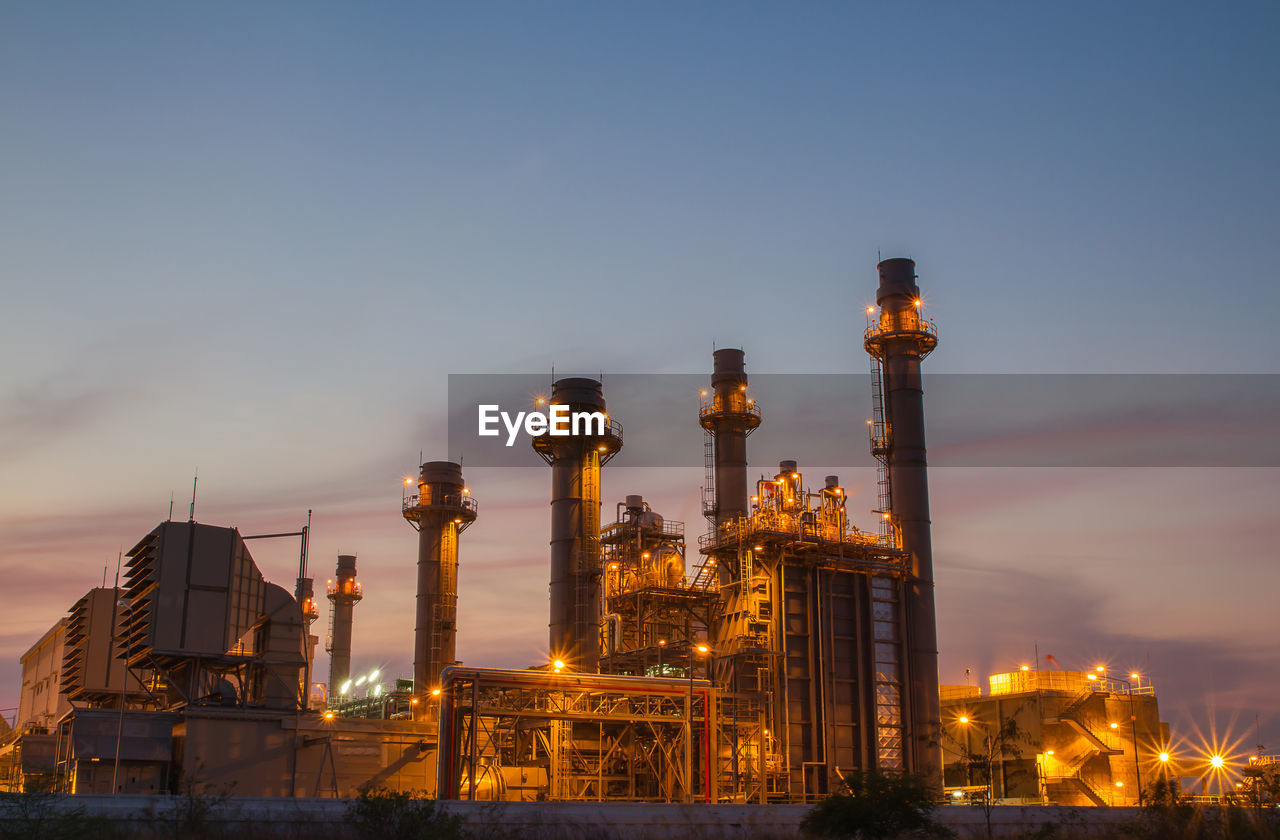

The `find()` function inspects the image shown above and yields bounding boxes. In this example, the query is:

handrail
[601,519,684,538]
[698,398,761,420]
[864,317,938,342]
[403,493,479,515]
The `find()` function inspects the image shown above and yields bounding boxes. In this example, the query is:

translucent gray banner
[446,374,1280,467]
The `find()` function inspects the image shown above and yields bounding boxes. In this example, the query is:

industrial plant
[0,258,1191,805]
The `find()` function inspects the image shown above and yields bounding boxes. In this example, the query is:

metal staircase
[1047,774,1111,807]
[1047,689,1122,755]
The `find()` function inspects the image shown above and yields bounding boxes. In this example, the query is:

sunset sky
[2,2,1277,752]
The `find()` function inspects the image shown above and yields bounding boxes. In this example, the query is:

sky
[2,2,1278,761]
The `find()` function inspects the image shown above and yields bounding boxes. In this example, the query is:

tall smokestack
[403,460,477,705]
[532,377,622,673]
[295,575,319,707]
[865,257,941,784]
[325,554,362,696]
[700,349,761,530]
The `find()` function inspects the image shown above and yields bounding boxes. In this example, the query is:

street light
[687,642,711,803]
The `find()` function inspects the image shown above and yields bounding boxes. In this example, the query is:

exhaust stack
[532,377,622,673]
[325,554,362,697]
[699,349,761,530]
[403,460,477,705]
[865,257,941,783]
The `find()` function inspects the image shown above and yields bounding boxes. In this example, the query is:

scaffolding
[598,499,717,678]
[436,668,717,803]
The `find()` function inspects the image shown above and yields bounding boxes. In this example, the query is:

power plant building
[940,668,1170,806]
[8,258,963,804]
[434,258,943,802]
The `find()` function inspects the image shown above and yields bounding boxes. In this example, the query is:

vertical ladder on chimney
[578,448,601,646]
[869,355,895,547]
[432,521,457,680]
[324,597,336,656]
[701,429,716,530]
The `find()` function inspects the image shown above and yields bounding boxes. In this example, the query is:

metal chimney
[699,349,761,531]
[865,257,941,784]
[403,460,477,706]
[325,554,362,697]
[532,377,622,673]
[295,575,319,706]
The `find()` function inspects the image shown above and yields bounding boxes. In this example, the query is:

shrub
[801,769,953,839]
[346,787,466,840]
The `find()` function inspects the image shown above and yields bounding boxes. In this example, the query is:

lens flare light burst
[1182,714,1252,793]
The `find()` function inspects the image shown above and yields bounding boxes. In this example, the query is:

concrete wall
[0,796,1151,839]
[17,618,68,731]
[179,710,437,798]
